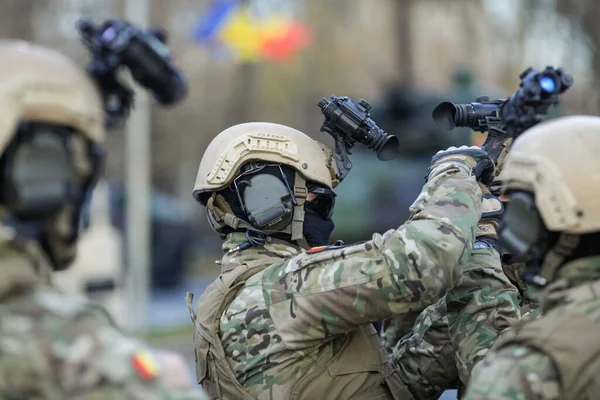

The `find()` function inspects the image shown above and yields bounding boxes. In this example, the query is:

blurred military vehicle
[332,68,489,242]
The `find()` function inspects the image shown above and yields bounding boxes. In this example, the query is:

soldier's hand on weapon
[428,145,494,184]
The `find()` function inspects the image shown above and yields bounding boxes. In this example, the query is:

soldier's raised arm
[259,146,490,336]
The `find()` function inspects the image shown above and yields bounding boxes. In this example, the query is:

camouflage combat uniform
[0,236,208,400]
[463,256,600,400]
[189,163,482,399]
[382,252,541,399]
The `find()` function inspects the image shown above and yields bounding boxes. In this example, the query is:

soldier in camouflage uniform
[0,41,207,399]
[186,121,496,399]
[382,255,540,399]
[463,115,600,400]
[380,190,523,398]
[381,138,542,399]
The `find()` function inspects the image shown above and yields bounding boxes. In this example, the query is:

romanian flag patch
[306,241,347,254]
[131,349,161,380]
[306,245,328,254]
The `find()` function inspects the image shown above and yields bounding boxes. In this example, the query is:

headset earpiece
[0,124,78,219]
[242,173,293,231]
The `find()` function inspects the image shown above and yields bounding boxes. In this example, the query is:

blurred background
[3,0,599,396]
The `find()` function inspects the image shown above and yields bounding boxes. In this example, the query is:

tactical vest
[492,280,600,400]
[186,259,412,400]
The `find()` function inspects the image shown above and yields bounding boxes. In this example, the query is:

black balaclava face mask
[303,205,335,247]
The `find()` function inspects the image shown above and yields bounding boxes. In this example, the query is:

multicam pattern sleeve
[386,298,459,400]
[463,345,563,400]
[446,246,521,384]
[262,164,482,343]
[381,248,515,398]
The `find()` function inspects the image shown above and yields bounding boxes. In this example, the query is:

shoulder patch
[306,243,346,254]
[131,349,161,380]
[306,245,328,254]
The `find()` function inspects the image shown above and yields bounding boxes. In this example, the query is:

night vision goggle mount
[77,18,188,128]
[318,96,400,182]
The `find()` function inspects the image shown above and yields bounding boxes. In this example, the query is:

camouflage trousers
[383,249,541,400]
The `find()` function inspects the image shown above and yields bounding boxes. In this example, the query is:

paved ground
[148,277,458,399]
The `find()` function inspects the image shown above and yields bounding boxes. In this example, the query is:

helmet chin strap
[271,172,309,249]
[205,193,255,238]
[290,172,308,243]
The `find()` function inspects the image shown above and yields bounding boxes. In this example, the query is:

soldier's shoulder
[466,344,562,399]
[268,242,376,286]
[492,343,552,364]
[557,293,600,321]
[492,344,560,383]
[0,286,112,325]
[0,288,135,357]
[304,242,348,255]
[0,291,170,397]
[289,241,377,268]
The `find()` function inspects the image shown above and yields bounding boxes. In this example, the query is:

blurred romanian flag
[194,0,312,62]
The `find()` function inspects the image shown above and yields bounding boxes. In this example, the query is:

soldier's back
[511,280,600,398]
[465,275,600,400]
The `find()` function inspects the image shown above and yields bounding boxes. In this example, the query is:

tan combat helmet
[0,40,105,153]
[0,40,105,268]
[499,115,600,234]
[193,122,338,242]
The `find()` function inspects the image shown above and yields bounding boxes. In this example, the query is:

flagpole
[123,0,151,334]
